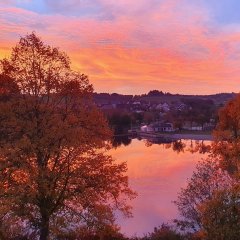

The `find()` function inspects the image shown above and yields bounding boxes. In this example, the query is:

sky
[1,0,240,94]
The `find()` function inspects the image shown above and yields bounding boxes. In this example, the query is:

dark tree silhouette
[0,33,135,239]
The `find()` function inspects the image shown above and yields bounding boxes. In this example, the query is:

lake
[110,137,210,237]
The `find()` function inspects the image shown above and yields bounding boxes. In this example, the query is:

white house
[183,121,203,131]
[140,122,174,133]
[156,103,170,112]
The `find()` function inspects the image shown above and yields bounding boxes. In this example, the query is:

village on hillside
[94,90,235,137]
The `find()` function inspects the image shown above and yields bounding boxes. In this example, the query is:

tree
[0,33,135,239]
[108,112,131,134]
[198,185,240,240]
[174,158,232,232]
[143,224,183,240]
[0,74,19,99]
[175,95,240,238]
[213,94,240,175]
[180,98,216,130]
[190,94,240,239]
[147,90,164,97]
[214,94,240,140]
[172,95,240,240]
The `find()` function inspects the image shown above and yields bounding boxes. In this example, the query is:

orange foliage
[213,94,240,175]
[0,33,136,240]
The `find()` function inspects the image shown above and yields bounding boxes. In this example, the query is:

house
[183,121,203,131]
[140,122,174,133]
[156,103,170,112]
[203,121,216,131]
[175,103,187,111]
[100,104,116,110]
[133,101,141,105]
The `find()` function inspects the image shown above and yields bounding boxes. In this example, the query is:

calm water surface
[110,138,210,237]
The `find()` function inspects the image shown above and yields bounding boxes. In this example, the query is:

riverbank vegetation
[173,94,240,240]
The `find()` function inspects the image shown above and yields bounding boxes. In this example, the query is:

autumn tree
[143,224,183,240]
[213,94,240,175]
[0,74,19,99]
[175,94,240,238]
[214,94,240,140]
[192,93,240,239]
[0,33,135,240]
[174,158,232,232]
[198,185,240,240]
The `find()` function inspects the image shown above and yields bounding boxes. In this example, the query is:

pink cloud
[0,1,240,94]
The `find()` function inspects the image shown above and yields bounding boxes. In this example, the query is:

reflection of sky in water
[110,139,209,237]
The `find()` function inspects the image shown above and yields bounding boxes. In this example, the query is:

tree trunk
[40,215,50,240]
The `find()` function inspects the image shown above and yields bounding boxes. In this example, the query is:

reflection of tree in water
[169,139,212,155]
[112,136,132,148]
[195,140,212,154]
[144,139,181,151]
[141,137,211,155]
[186,140,212,154]
[143,138,174,148]
[172,140,186,153]
[188,140,196,154]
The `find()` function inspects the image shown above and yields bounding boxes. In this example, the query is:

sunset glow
[111,139,203,236]
[1,0,240,94]
[1,3,240,238]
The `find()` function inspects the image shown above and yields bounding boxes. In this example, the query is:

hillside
[93,91,236,106]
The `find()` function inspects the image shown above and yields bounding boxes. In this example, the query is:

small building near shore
[141,122,174,133]
[183,121,203,131]
[156,103,170,112]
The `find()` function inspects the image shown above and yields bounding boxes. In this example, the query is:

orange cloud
[0,1,240,94]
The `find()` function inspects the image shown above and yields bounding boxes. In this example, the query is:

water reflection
[112,135,132,148]
[110,138,211,237]
[112,136,211,155]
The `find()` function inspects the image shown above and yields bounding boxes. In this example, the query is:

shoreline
[115,131,213,141]
[171,133,212,141]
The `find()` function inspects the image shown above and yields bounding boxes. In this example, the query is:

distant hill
[93,91,236,106]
